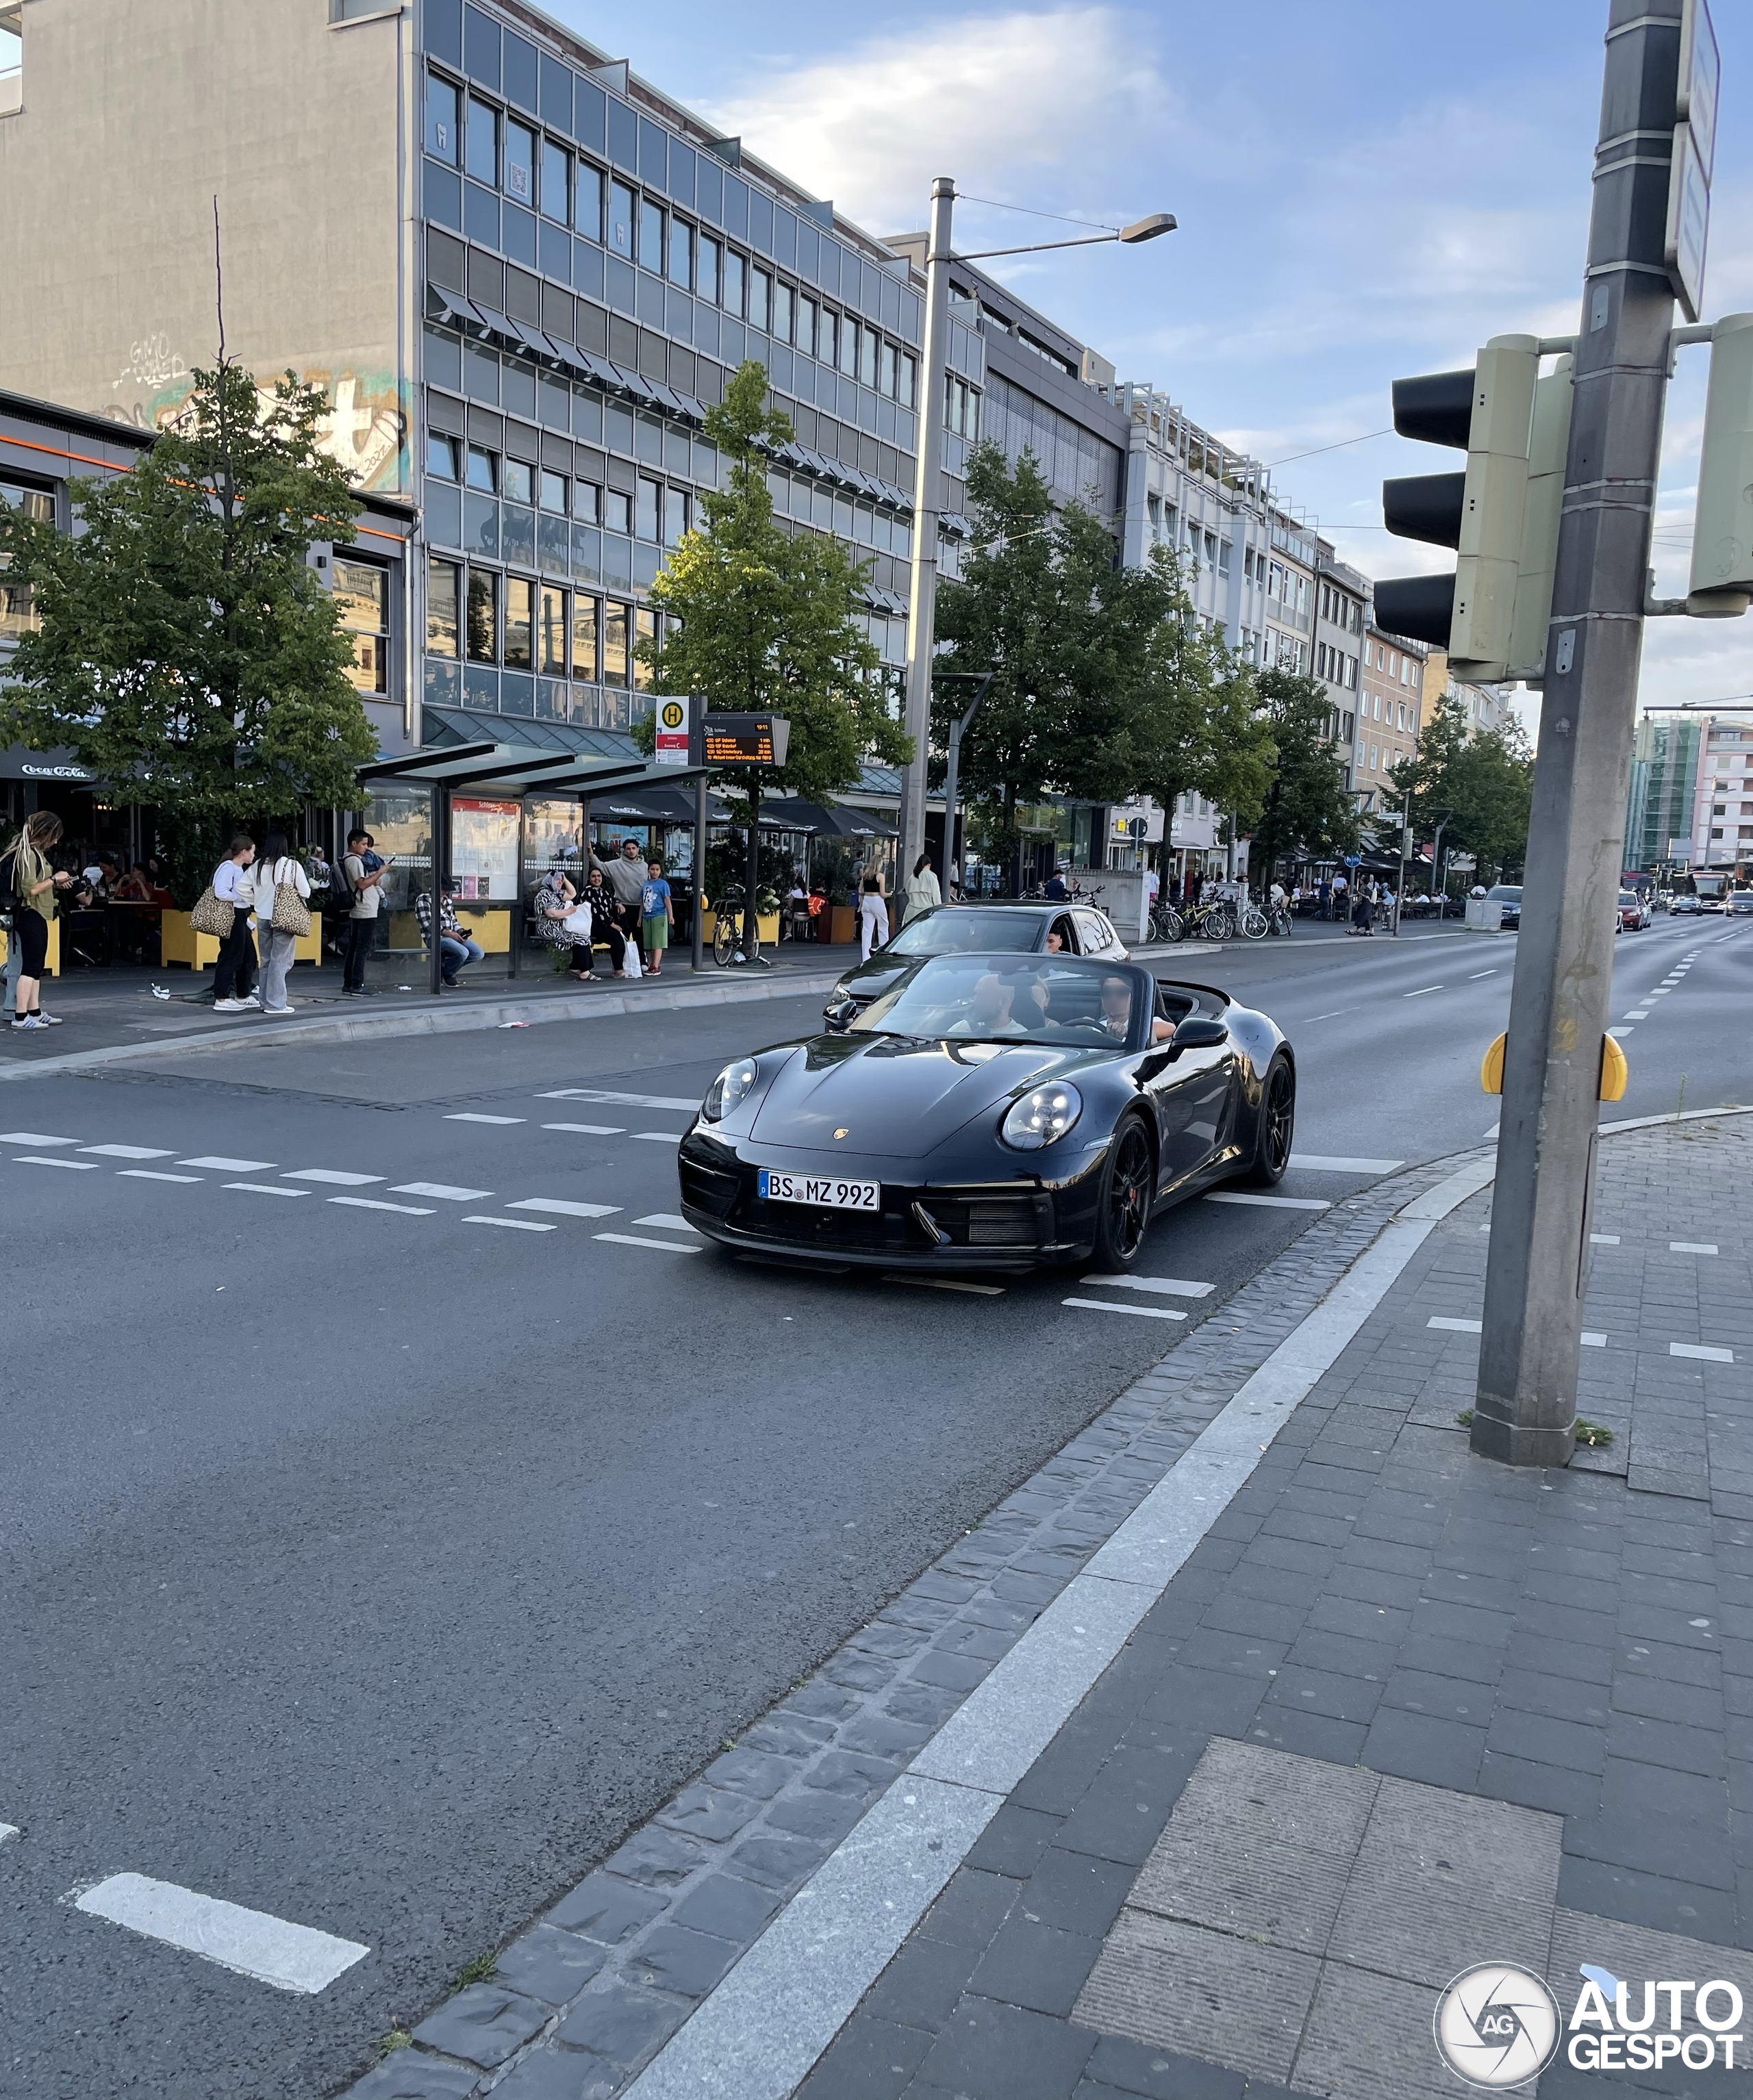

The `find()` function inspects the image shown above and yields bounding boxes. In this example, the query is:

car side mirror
[822,996,858,1032]
[1170,1015,1228,1054]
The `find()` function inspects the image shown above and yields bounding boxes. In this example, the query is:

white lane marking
[633,1131,685,1143]
[118,1169,204,1184]
[391,1182,491,1201]
[1483,1122,1501,1139]
[1307,1010,1352,1020]
[1288,1154,1404,1174]
[541,1122,627,1135]
[1205,1192,1330,1211]
[622,1153,1498,2100]
[16,1156,99,1169]
[596,1230,701,1252]
[539,1088,699,1110]
[1672,1343,1734,1363]
[282,1169,384,1186]
[1428,1315,1483,1333]
[634,1213,700,1232]
[880,1274,1005,1295]
[329,1197,436,1215]
[0,1132,79,1146]
[1403,985,1445,998]
[80,1145,175,1159]
[1648,987,1672,996]
[1467,970,1497,980]
[1624,1010,1650,1020]
[0,1822,16,1845]
[72,1873,368,1994]
[464,1215,555,1231]
[1581,1332,1608,1348]
[1671,1241,1719,1255]
[1591,1233,1620,1244]
[508,1198,620,1217]
[1063,1297,1187,1321]
[1608,1027,1634,1039]
[444,1113,525,1124]
[224,1182,309,1198]
[181,1156,275,1171]
[1080,1274,1215,1298]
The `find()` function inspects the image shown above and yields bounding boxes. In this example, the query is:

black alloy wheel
[1092,1115,1155,1270]
[1241,1057,1295,1186]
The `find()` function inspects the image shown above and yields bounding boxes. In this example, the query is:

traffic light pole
[1472,0,1682,1465]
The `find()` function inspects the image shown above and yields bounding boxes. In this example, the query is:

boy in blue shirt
[640,861,673,976]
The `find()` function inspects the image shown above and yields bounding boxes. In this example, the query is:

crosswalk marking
[0,1133,79,1146]
[1671,1241,1719,1255]
[633,1131,685,1143]
[1080,1274,1214,1298]
[1672,1342,1733,1363]
[1428,1316,1483,1333]
[595,1231,701,1252]
[539,1088,699,1110]
[1063,1297,1186,1321]
[180,1156,275,1171]
[329,1197,436,1215]
[444,1113,525,1125]
[1581,1332,1607,1348]
[118,1170,203,1184]
[392,1182,491,1201]
[16,1155,98,1169]
[464,1214,554,1232]
[1591,1234,1619,1243]
[80,1145,175,1160]
[283,1169,383,1186]
[541,1122,627,1135]
[508,1198,620,1218]
[73,1873,368,1995]
[1206,1192,1330,1211]
[633,1213,698,1232]
[224,1182,308,1198]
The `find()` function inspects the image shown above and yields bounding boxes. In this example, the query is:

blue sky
[547,0,1753,718]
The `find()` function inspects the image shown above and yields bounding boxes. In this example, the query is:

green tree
[932,442,1168,874]
[1389,694,1535,887]
[1246,669,1360,881]
[0,362,376,898]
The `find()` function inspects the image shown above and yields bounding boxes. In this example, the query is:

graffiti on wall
[105,340,409,495]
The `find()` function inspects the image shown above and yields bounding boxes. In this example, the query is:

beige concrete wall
[0,0,411,492]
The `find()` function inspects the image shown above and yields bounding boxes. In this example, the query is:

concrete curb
[0,970,845,1083]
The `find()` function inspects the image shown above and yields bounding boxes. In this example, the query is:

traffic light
[1376,334,1572,682]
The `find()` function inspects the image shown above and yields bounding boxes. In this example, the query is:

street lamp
[896,183,1177,876]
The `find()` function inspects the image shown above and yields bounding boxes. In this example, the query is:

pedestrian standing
[640,860,674,977]
[901,851,940,931]
[1,811,74,1030]
[339,828,383,996]
[251,829,311,1013]
[597,837,651,965]
[209,835,260,1011]
[859,872,889,960]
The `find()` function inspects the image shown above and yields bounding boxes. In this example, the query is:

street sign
[1666,0,1719,320]
[1344,855,1361,868]
[654,695,692,766]
[698,713,791,767]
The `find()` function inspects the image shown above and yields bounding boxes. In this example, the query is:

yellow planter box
[0,917,60,976]
[700,909,780,944]
[388,907,512,954]
[159,911,322,969]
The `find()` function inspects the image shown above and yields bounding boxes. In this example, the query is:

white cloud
[702,8,1165,234]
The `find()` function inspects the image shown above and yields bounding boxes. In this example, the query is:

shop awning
[360,743,709,798]
[755,798,899,839]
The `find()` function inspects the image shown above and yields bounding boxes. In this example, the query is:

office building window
[575,162,603,242]
[465,95,498,185]
[723,249,745,316]
[697,233,720,304]
[818,308,836,368]
[427,556,460,657]
[503,457,533,505]
[879,339,896,398]
[666,489,690,547]
[772,280,793,344]
[604,600,631,684]
[333,557,390,694]
[605,488,631,534]
[670,218,693,290]
[634,607,657,690]
[636,475,661,542]
[467,568,497,661]
[539,584,566,674]
[425,73,459,162]
[539,468,567,513]
[608,179,634,257]
[639,195,665,274]
[799,294,818,358]
[504,577,533,668]
[466,444,497,493]
[426,431,459,481]
[571,593,599,681]
[574,481,601,526]
[840,316,859,378]
[505,120,535,203]
[749,268,771,334]
[540,138,569,223]
[859,325,877,389]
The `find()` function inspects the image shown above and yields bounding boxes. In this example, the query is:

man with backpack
[337,829,385,996]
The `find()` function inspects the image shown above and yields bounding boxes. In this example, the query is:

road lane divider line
[72,1873,368,1994]
[1672,1343,1734,1363]
[1403,985,1445,997]
[1582,1332,1607,1348]
[1206,1191,1330,1211]
[634,1214,700,1231]
[179,1156,275,1171]
[538,1088,700,1109]
[464,1215,555,1232]
[1591,1233,1620,1243]
[1467,970,1498,979]
[79,1145,175,1159]
[15,1155,99,1169]
[622,1152,1500,2100]
[1428,1315,1483,1333]
[1080,1275,1215,1298]
[596,1231,701,1253]
[633,1131,685,1143]
[879,1274,1005,1295]
[329,1197,436,1215]
[1609,1027,1634,1038]
[444,1113,525,1125]
[391,1182,492,1200]
[223,1182,308,1198]
[541,1122,627,1135]
[1307,1010,1351,1020]
[1288,1154,1404,1174]
[118,1170,203,1183]
[1063,1298,1187,1321]
[508,1198,620,1217]
[1671,1241,1719,1254]
[0,1131,79,1145]
[282,1169,384,1186]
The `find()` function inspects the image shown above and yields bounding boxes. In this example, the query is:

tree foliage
[1388,694,1535,884]
[0,362,376,855]
[635,361,909,805]
[1246,670,1361,878]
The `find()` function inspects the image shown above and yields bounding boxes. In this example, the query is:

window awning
[360,743,710,798]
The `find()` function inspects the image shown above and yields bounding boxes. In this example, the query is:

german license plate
[758,1169,880,1210]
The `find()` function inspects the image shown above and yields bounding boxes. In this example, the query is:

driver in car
[946,971,1028,1037]
[1100,975,1176,1044]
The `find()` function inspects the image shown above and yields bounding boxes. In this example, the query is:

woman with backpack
[251,829,311,1014]
[1,811,74,1030]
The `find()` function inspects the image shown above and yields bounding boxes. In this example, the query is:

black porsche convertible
[677,951,1295,1273]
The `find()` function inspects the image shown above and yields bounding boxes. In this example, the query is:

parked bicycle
[1265,902,1293,938]
[1184,898,1236,941]
[711,886,757,967]
[1147,902,1185,944]
[1239,904,1269,940]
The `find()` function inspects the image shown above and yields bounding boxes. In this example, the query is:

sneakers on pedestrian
[213,996,253,1011]
[10,1014,47,1030]
[35,1011,64,1024]
[260,1003,295,1015]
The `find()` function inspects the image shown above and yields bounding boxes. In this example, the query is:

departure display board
[700,713,790,766]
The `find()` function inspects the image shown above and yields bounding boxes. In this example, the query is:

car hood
[748,1033,1107,1156]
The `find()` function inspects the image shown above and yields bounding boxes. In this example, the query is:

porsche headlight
[1000,1083,1083,1150]
[703,1058,759,1122]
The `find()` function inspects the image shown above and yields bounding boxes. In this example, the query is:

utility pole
[896,177,956,880]
[1473,0,1687,1465]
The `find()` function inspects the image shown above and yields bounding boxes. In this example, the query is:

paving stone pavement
[345,1113,1753,2100]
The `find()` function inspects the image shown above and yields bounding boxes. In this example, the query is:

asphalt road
[4,914,1746,2099]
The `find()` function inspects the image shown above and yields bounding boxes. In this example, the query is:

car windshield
[883,908,1045,957]
[1619,892,1639,906]
[850,954,1146,1050]
[1487,887,1522,902]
